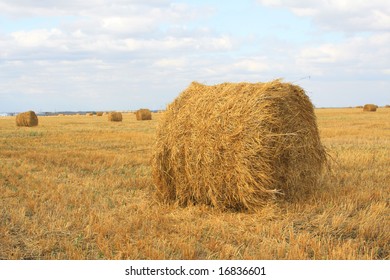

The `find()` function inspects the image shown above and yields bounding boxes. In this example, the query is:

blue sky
[0,0,389,112]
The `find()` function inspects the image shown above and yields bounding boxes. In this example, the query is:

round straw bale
[96,112,103,116]
[152,80,327,211]
[136,109,152,120]
[16,111,38,127]
[108,112,122,122]
[363,104,377,112]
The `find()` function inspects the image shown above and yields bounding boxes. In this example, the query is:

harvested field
[0,108,389,260]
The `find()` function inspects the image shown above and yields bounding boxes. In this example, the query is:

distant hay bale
[355,106,363,108]
[86,113,93,116]
[152,80,327,211]
[363,104,377,112]
[108,112,122,122]
[16,111,38,127]
[385,105,390,108]
[136,109,152,120]
[96,112,103,116]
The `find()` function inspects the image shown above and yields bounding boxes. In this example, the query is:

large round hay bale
[108,112,122,122]
[363,104,377,112]
[16,111,38,127]
[152,80,327,211]
[96,112,103,116]
[136,109,152,120]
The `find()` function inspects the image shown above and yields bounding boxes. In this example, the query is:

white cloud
[257,0,390,85]
[296,33,390,77]
[258,0,390,32]
[1,1,389,111]
[71,29,85,38]
[0,1,237,111]
[11,28,63,47]
[5,28,234,54]
[0,0,223,55]
[0,0,171,17]
[101,16,156,34]
[233,58,269,73]
[0,0,207,25]
[0,0,235,65]
[154,58,186,68]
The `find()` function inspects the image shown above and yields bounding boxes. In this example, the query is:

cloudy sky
[0,0,389,112]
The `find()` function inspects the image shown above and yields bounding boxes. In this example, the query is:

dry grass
[15,111,38,127]
[107,112,122,122]
[153,81,326,211]
[0,108,389,260]
[363,104,377,112]
[136,109,152,121]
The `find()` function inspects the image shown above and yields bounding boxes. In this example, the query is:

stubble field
[0,108,389,259]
